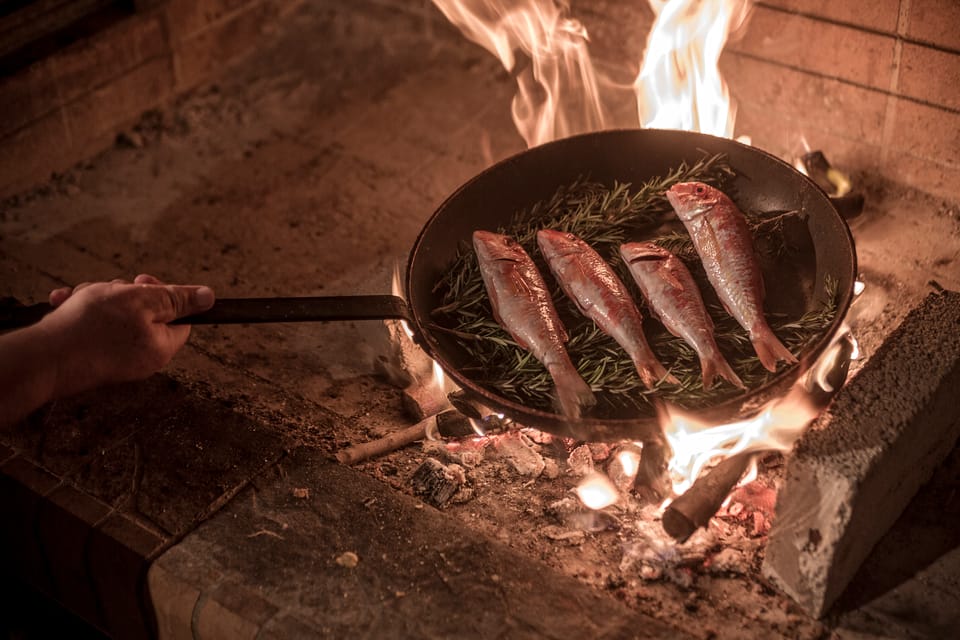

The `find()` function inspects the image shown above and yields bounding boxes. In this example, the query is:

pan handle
[0,295,413,330]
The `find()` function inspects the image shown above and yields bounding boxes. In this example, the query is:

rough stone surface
[763,290,960,617]
[150,446,687,639]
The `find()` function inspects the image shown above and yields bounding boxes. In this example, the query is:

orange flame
[433,1,753,145]
[634,0,752,137]
[576,472,620,510]
[662,327,854,495]
[430,0,609,147]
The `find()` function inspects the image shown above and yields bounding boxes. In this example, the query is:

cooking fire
[1,0,959,638]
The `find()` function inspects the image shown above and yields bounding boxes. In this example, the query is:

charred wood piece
[336,409,469,465]
[662,452,753,542]
[411,458,465,508]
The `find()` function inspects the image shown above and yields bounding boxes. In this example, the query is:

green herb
[430,153,838,418]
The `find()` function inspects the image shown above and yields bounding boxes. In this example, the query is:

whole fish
[666,182,797,372]
[536,229,677,389]
[473,230,596,419]
[620,242,744,390]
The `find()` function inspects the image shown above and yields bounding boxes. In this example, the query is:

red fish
[665,182,797,372]
[536,229,677,389]
[473,230,596,419]
[620,242,744,390]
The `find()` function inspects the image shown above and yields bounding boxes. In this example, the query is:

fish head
[666,182,723,222]
[536,229,589,259]
[472,230,526,263]
[619,242,669,270]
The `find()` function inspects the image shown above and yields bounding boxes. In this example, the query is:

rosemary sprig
[431,153,838,417]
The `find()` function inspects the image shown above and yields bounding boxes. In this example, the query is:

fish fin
[700,352,745,390]
[750,323,798,372]
[658,263,685,291]
[548,361,596,419]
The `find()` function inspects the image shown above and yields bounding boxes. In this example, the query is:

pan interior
[406,129,855,438]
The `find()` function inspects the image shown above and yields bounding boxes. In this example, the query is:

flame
[663,326,854,494]
[433,1,751,144]
[576,472,620,510]
[617,449,641,479]
[634,0,752,137]
[431,0,608,148]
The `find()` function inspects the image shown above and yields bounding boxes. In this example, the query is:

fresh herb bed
[430,153,838,418]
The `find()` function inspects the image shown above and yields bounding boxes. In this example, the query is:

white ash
[421,438,488,468]
[567,444,595,476]
[493,431,545,477]
[541,525,586,546]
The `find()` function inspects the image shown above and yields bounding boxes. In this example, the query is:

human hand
[40,274,215,398]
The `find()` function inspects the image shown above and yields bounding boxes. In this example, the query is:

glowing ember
[575,472,620,510]
[617,449,641,479]
[634,0,752,137]
[431,0,608,148]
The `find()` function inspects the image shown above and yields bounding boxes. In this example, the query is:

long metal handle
[0,295,413,330]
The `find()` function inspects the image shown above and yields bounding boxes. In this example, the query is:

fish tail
[632,351,679,389]
[699,351,745,390]
[547,359,596,420]
[750,322,798,372]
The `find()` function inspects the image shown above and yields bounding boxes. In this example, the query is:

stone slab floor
[2,1,959,638]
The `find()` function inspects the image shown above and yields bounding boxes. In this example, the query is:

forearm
[0,323,62,429]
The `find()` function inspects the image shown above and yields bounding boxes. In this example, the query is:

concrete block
[763,290,960,618]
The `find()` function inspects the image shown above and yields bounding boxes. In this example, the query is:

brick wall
[726,0,960,202]
[3,0,958,202]
[577,0,960,202]
[0,0,300,199]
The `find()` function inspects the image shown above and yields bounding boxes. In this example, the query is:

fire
[576,472,620,510]
[634,0,752,138]
[430,0,608,148]
[617,448,641,478]
[425,1,852,514]
[662,326,855,495]
[432,1,751,145]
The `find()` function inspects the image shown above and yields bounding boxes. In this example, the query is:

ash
[363,430,815,638]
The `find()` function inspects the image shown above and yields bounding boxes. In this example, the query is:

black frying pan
[1,129,856,442]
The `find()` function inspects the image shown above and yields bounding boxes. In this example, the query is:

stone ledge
[148,446,690,639]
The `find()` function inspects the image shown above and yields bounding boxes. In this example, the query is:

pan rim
[405,127,857,441]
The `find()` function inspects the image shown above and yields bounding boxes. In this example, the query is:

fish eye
[695,185,705,194]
